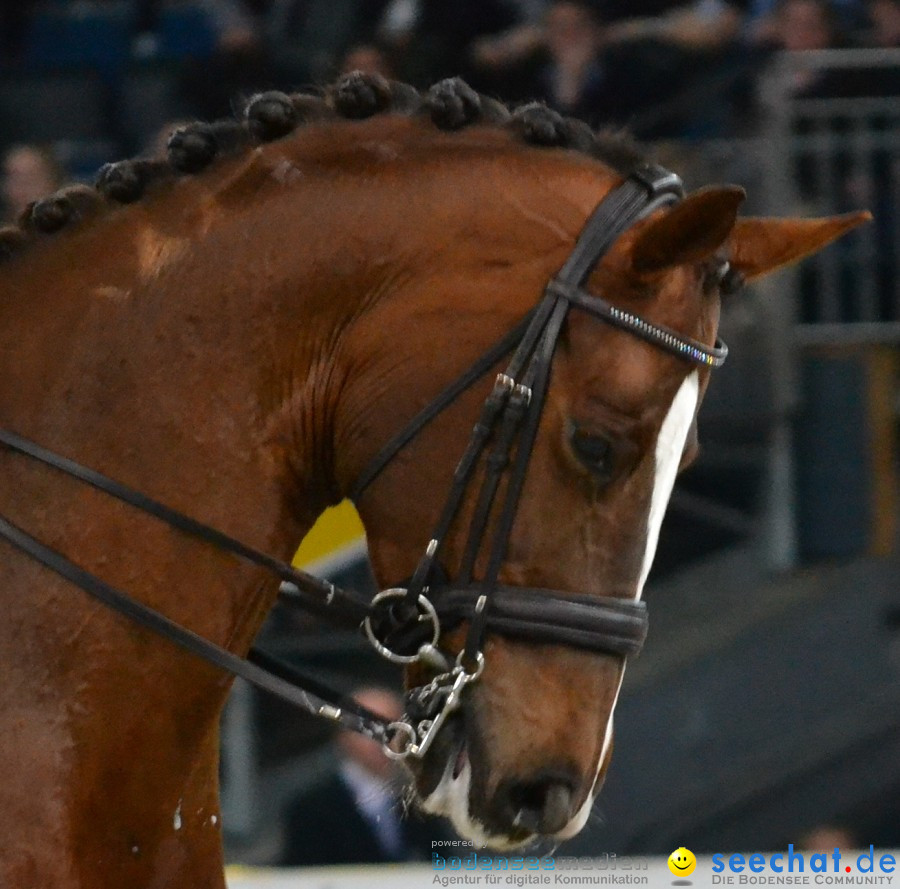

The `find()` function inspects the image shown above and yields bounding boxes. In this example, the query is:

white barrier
[227,850,900,889]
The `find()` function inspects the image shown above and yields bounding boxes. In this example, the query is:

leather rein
[0,163,727,758]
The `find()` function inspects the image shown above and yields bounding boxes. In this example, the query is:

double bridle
[0,163,727,760]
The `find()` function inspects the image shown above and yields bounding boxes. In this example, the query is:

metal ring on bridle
[457,648,485,680]
[383,719,418,760]
[363,588,441,664]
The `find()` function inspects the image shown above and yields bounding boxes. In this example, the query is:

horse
[0,73,867,888]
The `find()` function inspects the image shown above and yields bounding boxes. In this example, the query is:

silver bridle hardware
[383,649,485,760]
[363,587,441,665]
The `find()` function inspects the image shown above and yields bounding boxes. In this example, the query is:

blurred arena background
[2,0,897,869]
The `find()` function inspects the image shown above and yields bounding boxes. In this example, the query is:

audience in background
[168,0,274,120]
[1,144,63,224]
[0,0,897,865]
[756,0,843,98]
[264,0,391,84]
[745,0,864,40]
[375,0,518,88]
[1,0,897,157]
[502,1,656,127]
[0,0,890,179]
[134,0,267,40]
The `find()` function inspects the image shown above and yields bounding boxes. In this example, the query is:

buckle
[630,162,683,199]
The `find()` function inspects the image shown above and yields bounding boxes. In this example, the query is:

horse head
[329,82,867,848]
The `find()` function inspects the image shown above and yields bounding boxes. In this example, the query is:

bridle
[0,163,727,761]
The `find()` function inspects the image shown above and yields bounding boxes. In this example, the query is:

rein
[0,163,727,758]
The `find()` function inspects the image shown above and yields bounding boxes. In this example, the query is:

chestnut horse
[0,74,866,887]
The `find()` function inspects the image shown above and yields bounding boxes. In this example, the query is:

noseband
[0,163,727,758]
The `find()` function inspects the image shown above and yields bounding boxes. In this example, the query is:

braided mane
[0,72,645,263]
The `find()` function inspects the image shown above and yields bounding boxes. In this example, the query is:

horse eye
[709,260,745,295]
[569,425,615,482]
[720,263,745,295]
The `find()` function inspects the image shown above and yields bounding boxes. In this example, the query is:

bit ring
[364,588,441,664]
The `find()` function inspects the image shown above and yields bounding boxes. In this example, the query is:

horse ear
[728,212,872,281]
[630,186,746,274]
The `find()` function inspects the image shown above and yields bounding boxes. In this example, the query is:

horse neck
[0,153,403,887]
[0,129,616,886]
[0,121,618,679]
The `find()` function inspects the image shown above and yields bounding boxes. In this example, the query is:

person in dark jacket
[280,687,451,866]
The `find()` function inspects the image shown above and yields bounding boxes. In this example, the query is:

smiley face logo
[668,847,697,877]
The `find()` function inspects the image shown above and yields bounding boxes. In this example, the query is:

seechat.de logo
[711,844,896,884]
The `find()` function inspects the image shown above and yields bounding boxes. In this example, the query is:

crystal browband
[546,280,729,368]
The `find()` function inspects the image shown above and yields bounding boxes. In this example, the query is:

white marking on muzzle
[421,759,506,849]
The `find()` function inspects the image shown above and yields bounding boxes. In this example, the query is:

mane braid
[0,72,646,264]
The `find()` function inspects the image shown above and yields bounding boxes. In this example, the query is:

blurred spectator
[755,0,843,52]
[471,23,546,83]
[600,0,755,137]
[266,0,390,83]
[604,0,748,51]
[340,43,396,77]
[798,825,859,851]
[279,687,450,866]
[745,0,864,42]
[1,145,63,224]
[437,0,750,89]
[172,0,274,119]
[755,0,847,99]
[474,1,635,119]
[864,0,900,45]
[524,0,641,122]
[135,0,268,43]
[492,0,742,137]
[375,0,519,88]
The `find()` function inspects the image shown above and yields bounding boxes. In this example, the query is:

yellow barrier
[293,500,367,575]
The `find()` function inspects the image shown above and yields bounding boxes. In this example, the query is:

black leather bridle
[0,163,727,758]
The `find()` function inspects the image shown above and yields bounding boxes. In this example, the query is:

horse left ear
[630,185,746,274]
[728,212,873,282]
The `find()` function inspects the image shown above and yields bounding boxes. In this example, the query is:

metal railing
[711,49,900,569]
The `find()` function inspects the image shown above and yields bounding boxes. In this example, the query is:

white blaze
[636,371,700,598]
[572,371,701,838]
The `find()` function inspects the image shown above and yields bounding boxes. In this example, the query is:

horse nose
[494,770,578,835]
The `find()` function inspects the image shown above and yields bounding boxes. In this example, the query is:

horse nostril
[497,771,577,835]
